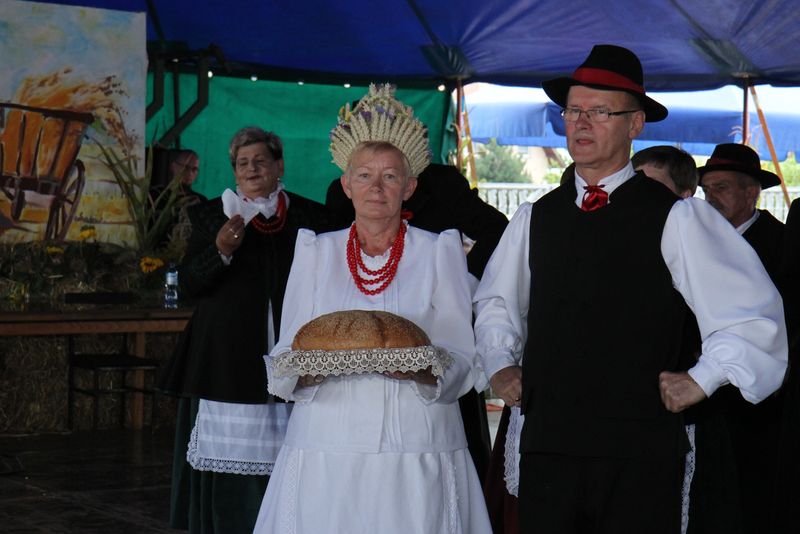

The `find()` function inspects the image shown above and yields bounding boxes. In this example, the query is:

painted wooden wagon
[0,102,94,240]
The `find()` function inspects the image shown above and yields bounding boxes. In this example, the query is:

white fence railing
[477,182,800,222]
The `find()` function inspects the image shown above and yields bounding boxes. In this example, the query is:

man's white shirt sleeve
[473,203,532,390]
[473,196,788,404]
[662,198,788,403]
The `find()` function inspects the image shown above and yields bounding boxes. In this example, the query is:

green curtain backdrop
[146,75,456,203]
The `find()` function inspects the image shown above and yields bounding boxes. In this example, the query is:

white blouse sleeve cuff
[409,379,442,405]
[264,353,319,403]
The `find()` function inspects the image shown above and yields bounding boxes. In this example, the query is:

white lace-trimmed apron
[681,424,696,534]
[504,406,523,496]
[187,399,292,476]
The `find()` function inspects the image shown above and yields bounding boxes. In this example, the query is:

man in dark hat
[700,143,784,279]
[698,143,785,534]
[474,44,788,533]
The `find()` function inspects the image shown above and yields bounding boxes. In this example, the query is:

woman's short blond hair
[345,141,413,178]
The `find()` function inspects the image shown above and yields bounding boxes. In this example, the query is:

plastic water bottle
[164,264,179,309]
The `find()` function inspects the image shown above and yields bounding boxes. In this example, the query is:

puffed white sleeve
[265,229,321,402]
[472,203,531,391]
[662,198,788,403]
[410,229,478,405]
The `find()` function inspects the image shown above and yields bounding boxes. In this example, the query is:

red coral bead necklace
[346,222,406,295]
[250,192,287,234]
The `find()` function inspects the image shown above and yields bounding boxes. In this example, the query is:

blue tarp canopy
[467,85,800,159]
[36,0,800,198]
[47,0,800,90]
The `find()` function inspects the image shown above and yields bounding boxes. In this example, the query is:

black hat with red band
[698,143,781,189]
[542,44,668,123]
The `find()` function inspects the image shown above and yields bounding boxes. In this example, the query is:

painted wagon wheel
[45,160,85,240]
[10,188,25,221]
[0,180,26,222]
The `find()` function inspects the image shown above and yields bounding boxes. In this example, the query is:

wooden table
[0,306,193,429]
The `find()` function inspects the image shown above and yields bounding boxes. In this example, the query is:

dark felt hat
[542,44,668,122]
[698,143,781,189]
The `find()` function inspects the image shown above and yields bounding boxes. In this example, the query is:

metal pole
[749,85,791,208]
[456,79,463,172]
[462,103,478,188]
[742,77,749,144]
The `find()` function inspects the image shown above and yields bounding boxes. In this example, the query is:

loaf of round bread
[291,310,430,351]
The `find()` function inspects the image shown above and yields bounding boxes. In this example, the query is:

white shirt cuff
[482,349,519,383]
[688,356,730,398]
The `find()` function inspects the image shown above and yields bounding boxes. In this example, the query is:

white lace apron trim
[187,399,292,475]
[681,423,696,534]
[442,452,460,534]
[272,345,454,378]
[277,448,300,534]
[504,406,523,497]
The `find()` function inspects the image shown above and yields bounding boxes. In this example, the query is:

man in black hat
[700,143,784,280]
[698,143,785,534]
[474,44,787,533]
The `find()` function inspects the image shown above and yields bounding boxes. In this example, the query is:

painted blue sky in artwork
[0,0,145,148]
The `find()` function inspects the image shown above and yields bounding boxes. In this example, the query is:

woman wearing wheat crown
[253,84,491,533]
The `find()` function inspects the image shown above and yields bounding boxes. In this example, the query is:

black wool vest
[521,172,690,459]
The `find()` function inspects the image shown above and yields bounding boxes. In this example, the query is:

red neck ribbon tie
[581,185,608,212]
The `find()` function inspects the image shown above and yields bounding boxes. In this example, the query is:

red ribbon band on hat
[573,67,645,94]
[706,156,758,169]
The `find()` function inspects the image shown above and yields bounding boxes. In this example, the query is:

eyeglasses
[560,107,640,123]
[176,162,199,173]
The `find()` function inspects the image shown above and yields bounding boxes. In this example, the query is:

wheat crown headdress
[329,83,431,177]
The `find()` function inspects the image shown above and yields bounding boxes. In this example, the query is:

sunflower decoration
[77,225,97,241]
[139,256,165,274]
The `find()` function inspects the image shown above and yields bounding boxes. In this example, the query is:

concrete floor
[0,404,505,533]
[0,429,181,533]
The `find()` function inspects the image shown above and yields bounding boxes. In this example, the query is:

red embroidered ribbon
[581,185,608,212]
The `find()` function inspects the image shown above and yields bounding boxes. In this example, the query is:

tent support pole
[456,79,463,172]
[749,85,791,208]
[742,78,750,144]
[158,56,210,148]
[462,103,478,188]
[146,57,164,121]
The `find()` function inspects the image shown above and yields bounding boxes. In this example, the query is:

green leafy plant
[95,143,187,255]
[475,139,530,183]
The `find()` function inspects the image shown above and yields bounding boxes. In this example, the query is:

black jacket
[158,191,328,403]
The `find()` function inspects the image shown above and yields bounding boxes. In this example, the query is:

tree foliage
[763,152,800,185]
[475,139,529,183]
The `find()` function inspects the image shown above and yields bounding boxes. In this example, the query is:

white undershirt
[736,209,760,235]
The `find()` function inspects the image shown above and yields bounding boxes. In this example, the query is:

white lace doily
[272,345,453,378]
